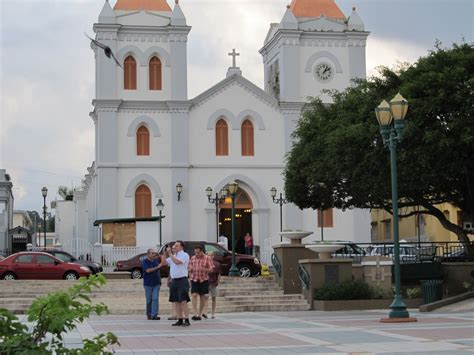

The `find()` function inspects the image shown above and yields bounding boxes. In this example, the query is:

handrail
[271,253,281,277]
[298,264,310,290]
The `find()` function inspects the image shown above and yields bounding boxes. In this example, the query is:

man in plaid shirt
[188,245,214,320]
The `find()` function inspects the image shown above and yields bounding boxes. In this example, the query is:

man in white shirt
[164,240,191,327]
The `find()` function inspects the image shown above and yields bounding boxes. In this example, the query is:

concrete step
[0,276,309,315]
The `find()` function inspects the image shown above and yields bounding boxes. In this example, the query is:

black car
[44,250,103,274]
[441,246,473,262]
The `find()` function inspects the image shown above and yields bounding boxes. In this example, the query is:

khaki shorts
[209,285,218,297]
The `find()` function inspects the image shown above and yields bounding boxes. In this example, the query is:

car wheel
[2,272,17,280]
[64,272,79,280]
[131,268,143,279]
[238,264,252,278]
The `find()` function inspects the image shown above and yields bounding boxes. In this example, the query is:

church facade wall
[116,111,172,163]
[75,1,374,263]
[189,85,283,165]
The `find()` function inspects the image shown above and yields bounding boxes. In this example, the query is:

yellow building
[371,203,469,243]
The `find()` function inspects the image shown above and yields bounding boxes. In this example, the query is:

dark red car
[0,252,92,280]
[114,241,261,279]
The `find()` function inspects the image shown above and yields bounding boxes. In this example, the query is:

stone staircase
[0,276,310,315]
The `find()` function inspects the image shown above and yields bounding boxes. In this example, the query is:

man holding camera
[164,240,191,327]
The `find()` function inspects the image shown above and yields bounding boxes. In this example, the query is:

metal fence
[332,241,472,264]
[99,246,148,267]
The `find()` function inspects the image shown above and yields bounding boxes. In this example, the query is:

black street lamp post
[41,187,48,248]
[156,199,165,247]
[228,181,239,276]
[375,93,415,322]
[270,187,288,242]
[206,186,228,243]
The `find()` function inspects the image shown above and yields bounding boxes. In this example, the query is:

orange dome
[113,0,172,11]
[290,0,345,19]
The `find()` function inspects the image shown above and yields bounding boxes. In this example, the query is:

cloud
[1,0,470,212]
[366,36,428,77]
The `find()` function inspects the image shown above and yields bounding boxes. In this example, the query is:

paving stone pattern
[50,308,474,354]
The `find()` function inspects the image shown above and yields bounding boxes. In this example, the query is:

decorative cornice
[120,100,168,110]
[261,28,369,54]
[96,32,118,41]
[95,163,284,169]
[279,102,305,114]
[260,29,303,54]
[92,99,122,112]
[93,23,121,32]
[167,101,192,113]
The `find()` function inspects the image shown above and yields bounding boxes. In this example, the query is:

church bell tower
[260,0,369,103]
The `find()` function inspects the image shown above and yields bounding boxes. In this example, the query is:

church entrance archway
[219,187,252,254]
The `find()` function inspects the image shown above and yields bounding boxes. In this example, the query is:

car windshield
[54,253,75,262]
[204,243,227,257]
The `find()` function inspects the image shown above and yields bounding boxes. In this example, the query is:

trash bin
[420,279,443,304]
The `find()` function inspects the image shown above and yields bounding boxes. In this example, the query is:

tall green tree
[284,43,474,244]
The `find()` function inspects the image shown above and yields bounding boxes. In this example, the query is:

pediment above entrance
[191,74,279,111]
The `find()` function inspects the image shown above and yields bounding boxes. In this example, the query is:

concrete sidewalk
[54,306,474,354]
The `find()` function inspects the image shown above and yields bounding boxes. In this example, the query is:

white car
[370,244,418,263]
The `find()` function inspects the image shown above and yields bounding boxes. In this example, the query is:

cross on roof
[228,48,240,68]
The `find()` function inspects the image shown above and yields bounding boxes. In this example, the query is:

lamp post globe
[228,181,239,276]
[176,183,183,201]
[376,93,414,321]
[270,187,287,242]
[206,186,229,243]
[156,199,164,247]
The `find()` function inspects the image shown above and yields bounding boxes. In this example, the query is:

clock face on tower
[314,62,334,83]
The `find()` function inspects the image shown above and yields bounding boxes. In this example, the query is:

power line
[4,165,83,179]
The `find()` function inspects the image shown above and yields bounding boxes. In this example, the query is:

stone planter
[305,243,344,259]
[278,231,313,245]
[313,298,424,311]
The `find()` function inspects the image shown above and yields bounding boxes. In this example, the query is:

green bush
[406,287,422,299]
[0,274,119,354]
[314,279,374,300]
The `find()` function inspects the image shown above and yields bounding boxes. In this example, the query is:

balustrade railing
[271,253,282,277]
[297,264,310,289]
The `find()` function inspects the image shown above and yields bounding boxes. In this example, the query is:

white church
[64,0,371,263]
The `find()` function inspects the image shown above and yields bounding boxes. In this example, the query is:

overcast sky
[0,0,472,213]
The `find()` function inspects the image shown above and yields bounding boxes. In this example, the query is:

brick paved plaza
[49,301,474,354]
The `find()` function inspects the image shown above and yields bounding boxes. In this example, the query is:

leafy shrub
[314,279,374,300]
[372,284,385,299]
[406,287,422,299]
[0,274,119,354]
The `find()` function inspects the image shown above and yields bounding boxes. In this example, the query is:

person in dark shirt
[142,248,163,320]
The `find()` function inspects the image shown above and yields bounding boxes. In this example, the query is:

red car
[0,252,92,280]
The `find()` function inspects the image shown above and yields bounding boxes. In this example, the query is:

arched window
[241,119,254,156]
[215,118,228,156]
[136,125,150,156]
[135,184,151,217]
[149,56,162,90]
[124,55,137,90]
